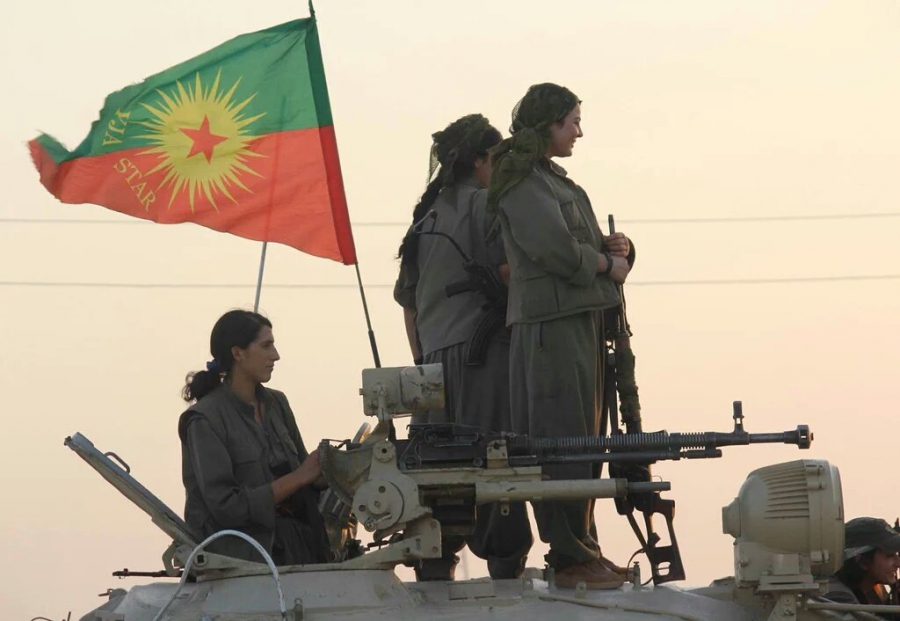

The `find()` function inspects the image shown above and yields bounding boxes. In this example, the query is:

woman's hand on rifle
[604,232,631,257]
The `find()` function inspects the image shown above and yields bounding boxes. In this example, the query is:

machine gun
[412,209,508,366]
[318,364,813,584]
[399,409,810,470]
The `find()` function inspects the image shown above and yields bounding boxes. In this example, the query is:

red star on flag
[181,115,227,162]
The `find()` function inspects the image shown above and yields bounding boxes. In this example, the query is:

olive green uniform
[394,177,511,432]
[394,176,532,579]
[179,385,331,565]
[498,159,622,569]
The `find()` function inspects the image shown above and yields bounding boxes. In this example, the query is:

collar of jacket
[219,382,268,418]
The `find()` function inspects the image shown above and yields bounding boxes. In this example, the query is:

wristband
[602,251,614,275]
[414,356,424,366]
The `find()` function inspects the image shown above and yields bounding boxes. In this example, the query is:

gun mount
[315,364,814,584]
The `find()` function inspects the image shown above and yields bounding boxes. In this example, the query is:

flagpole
[308,0,379,368]
[253,242,268,313]
[354,262,381,368]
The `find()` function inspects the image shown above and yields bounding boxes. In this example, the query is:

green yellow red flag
[29,17,357,264]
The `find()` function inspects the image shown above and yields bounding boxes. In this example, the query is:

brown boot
[598,555,635,582]
[555,560,625,590]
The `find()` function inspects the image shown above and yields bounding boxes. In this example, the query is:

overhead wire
[2,212,900,226]
[1,274,898,289]
[2,212,897,288]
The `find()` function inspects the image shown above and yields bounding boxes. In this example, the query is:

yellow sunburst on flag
[137,70,266,211]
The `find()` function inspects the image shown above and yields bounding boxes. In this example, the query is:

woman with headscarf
[394,113,533,581]
[489,83,634,589]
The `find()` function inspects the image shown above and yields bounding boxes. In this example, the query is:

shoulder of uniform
[821,579,859,604]
[178,405,213,441]
[178,387,228,439]
[509,164,552,193]
[470,186,489,208]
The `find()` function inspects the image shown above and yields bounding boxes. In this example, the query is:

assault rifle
[602,212,675,583]
[387,403,810,585]
[412,209,508,366]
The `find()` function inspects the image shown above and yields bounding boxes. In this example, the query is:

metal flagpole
[354,262,381,368]
[307,0,379,367]
[253,242,268,313]
[252,83,283,314]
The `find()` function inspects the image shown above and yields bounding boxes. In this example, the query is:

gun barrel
[515,448,723,466]
[713,425,812,449]
[506,425,812,455]
[749,425,812,448]
[475,479,669,504]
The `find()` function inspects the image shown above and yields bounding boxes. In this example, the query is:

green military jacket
[497,159,621,325]
[394,176,506,355]
[178,384,311,562]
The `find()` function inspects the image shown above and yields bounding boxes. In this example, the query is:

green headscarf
[487,83,580,210]
[428,113,493,187]
[398,114,498,266]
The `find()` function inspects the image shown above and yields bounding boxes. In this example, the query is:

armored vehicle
[60,364,891,621]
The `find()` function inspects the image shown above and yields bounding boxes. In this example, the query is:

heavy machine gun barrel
[399,401,811,472]
[506,426,811,462]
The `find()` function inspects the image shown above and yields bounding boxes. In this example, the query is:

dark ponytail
[397,178,442,267]
[182,310,273,402]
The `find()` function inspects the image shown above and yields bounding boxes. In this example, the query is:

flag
[29,17,357,264]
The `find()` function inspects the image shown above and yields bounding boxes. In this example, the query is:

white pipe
[151,530,286,621]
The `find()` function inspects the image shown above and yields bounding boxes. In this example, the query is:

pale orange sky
[1,1,899,619]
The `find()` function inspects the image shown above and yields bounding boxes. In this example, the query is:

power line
[1,274,897,289]
[2,212,900,227]
[628,274,900,286]
[610,212,900,224]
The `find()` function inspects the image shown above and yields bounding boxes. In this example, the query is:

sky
[1,1,899,619]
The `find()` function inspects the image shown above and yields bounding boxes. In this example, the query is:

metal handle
[104,451,131,474]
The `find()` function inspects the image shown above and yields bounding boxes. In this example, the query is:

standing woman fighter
[489,83,634,589]
[394,114,532,581]
[179,310,332,566]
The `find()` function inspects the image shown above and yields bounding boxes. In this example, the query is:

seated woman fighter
[178,310,331,565]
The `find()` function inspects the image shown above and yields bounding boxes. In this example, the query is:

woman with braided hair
[490,83,634,589]
[394,114,533,581]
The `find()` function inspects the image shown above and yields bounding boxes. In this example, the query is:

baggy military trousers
[413,333,533,579]
[509,309,605,569]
